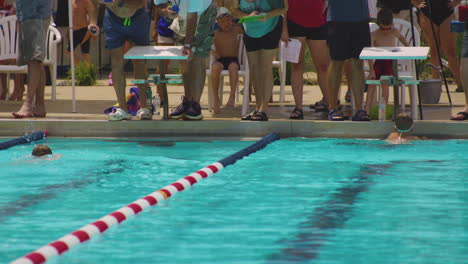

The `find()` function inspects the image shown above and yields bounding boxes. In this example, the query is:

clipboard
[238,14,266,23]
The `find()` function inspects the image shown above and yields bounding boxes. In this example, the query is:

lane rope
[10,133,280,264]
[0,131,48,151]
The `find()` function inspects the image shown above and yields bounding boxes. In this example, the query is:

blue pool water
[1,138,467,264]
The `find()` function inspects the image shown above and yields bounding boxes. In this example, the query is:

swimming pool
[1,137,467,263]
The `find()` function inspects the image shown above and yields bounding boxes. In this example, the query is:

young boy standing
[366,8,409,114]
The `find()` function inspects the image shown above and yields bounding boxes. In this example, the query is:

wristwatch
[184,43,192,49]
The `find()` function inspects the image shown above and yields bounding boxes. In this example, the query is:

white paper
[280,39,302,63]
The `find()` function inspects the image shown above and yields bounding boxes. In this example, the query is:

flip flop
[450,112,468,121]
[12,112,34,118]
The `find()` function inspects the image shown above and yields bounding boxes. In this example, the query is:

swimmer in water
[32,144,62,160]
[386,113,427,143]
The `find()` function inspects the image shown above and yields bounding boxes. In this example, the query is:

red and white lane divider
[11,162,224,264]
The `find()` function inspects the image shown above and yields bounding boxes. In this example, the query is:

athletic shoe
[183,101,203,120]
[170,96,189,119]
[352,109,370,121]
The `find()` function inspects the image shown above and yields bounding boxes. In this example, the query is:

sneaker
[183,101,203,120]
[352,109,370,121]
[170,96,189,119]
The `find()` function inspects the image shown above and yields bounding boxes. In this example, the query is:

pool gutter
[0,119,467,139]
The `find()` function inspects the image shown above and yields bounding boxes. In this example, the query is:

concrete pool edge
[0,119,467,139]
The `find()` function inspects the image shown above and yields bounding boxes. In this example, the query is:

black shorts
[287,19,327,40]
[327,20,370,61]
[67,27,91,54]
[244,17,283,52]
[217,57,239,70]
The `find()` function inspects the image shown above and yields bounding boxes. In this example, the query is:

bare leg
[226,62,239,107]
[82,53,91,64]
[365,84,376,113]
[290,37,307,109]
[109,47,128,111]
[211,61,223,114]
[451,58,468,119]
[307,39,330,104]
[328,60,345,110]
[33,63,46,117]
[183,57,208,103]
[439,14,462,88]
[247,50,262,110]
[420,15,442,79]
[9,74,25,101]
[348,58,365,110]
[13,61,44,117]
[258,49,275,112]
[133,58,148,108]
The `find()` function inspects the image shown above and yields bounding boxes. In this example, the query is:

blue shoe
[170,96,189,119]
[183,101,203,120]
[328,109,344,121]
[352,109,370,121]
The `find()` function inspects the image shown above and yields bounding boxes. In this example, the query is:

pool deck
[0,79,467,139]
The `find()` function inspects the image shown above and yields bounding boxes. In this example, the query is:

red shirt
[287,0,326,28]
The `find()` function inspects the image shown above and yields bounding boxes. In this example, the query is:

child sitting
[366,8,409,114]
[386,113,427,142]
[211,7,244,114]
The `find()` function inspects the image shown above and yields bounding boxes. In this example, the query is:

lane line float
[0,131,48,151]
[10,133,280,264]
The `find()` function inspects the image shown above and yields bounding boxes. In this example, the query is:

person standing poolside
[10,0,52,118]
[411,0,463,92]
[68,0,96,64]
[227,0,288,121]
[89,0,152,121]
[450,15,468,120]
[326,0,371,121]
[281,0,330,120]
[161,0,217,121]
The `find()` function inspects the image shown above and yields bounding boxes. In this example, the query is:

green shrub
[66,62,97,86]
[369,104,394,120]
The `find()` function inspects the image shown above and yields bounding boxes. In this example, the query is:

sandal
[251,111,268,121]
[328,109,344,121]
[450,111,468,121]
[352,109,370,121]
[137,107,153,120]
[108,108,132,121]
[289,108,304,120]
[241,111,257,120]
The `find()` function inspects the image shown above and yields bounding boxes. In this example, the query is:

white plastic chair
[366,19,420,118]
[44,26,62,101]
[0,15,61,100]
[207,34,250,116]
[272,41,286,102]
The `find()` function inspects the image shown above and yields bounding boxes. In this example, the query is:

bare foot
[213,105,221,114]
[13,103,34,118]
[33,106,47,117]
[226,98,235,108]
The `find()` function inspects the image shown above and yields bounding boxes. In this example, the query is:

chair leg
[207,73,214,112]
[400,84,406,113]
[410,84,418,120]
[6,73,10,98]
[219,75,224,106]
[52,64,57,101]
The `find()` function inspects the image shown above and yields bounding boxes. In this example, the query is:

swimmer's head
[32,144,52,157]
[394,113,413,133]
